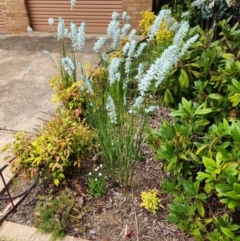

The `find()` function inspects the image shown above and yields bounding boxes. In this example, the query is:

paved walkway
[0,33,58,191]
[0,221,89,241]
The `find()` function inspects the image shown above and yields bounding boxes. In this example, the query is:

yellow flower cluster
[139,11,156,36]
[109,50,122,62]
[108,37,129,63]
[91,66,108,82]
[90,66,108,97]
[119,36,130,48]
[84,62,94,77]
[155,20,173,43]
[140,189,163,215]
[139,11,173,43]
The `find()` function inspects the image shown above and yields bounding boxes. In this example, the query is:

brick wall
[0,0,29,33]
[123,0,152,33]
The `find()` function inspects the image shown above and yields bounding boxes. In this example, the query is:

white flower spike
[27,26,33,32]
[48,18,54,26]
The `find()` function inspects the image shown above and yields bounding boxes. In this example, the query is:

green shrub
[50,77,86,113]
[157,20,240,119]
[1,110,95,185]
[147,22,240,239]
[147,99,240,239]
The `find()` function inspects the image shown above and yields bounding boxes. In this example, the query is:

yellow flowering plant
[140,189,163,214]
[90,66,108,96]
[139,11,173,43]
[155,20,173,43]
[139,11,156,36]
[109,50,123,62]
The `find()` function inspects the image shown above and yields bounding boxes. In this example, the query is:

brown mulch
[0,107,194,241]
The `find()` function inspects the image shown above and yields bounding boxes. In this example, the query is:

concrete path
[0,221,89,241]
[0,33,59,191]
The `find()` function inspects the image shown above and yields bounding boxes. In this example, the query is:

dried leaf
[126,230,135,238]
[78,196,84,208]
[92,154,98,162]
[72,179,87,196]
[71,179,78,185]
[74,108,82,118]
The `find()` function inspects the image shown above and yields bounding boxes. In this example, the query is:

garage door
[27,0,122,33]
[0,9,7,33]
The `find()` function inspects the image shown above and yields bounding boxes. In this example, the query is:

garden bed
[1,107,193,241]
[2,2,240,241]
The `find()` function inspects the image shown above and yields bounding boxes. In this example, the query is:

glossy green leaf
[230,22,239,33]
[192,70,201,78]
[216,184,232,194]
[194,119,210,126]
[208,93,223,100]
[190,153,200,163]
[194,108,212,115]
[181,98,193,116]
[203,156,216,168]
[232,79,240,91]
[179,69,189,88]
[227,200,238,211]
[221,227,235,239]
[204,183,214,194]
[54,179,60,186]
[192,229,204,241]
[193,181,200,194]
[163,89,174,105]
[216,152,223,166]
[179,154,188,160]
[197,220,207,232]
[197,193,207,200]
[233,183,240,194]
[196,172,212,182]
[223,167,238,176]
[231,29,240,35]
[229,224,240,231]
[222,53,234,60]
[183,182,195,196]
[191,63,201,68]
[196,145,208,155]
[167,214,179,224]
[229,93,240,107]
[196,200,205,217]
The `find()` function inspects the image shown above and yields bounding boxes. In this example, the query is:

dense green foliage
[1,110,94,185]
[2,2,240,239]
[147,18,240,240]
